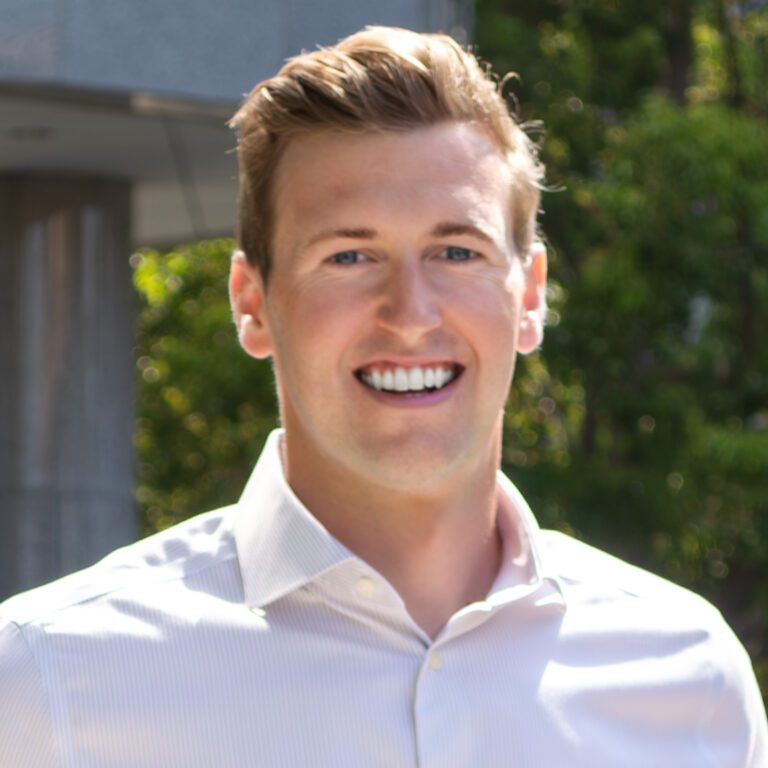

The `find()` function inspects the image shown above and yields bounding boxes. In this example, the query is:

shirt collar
[488,471,567,608]
[234,429,565,610]
[234,430,355,609]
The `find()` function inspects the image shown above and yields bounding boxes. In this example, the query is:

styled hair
[230,26,544,282]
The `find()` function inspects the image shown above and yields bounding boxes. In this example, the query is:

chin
[352,438,475,492]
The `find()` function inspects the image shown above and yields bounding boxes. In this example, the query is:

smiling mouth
[355,363,463,393]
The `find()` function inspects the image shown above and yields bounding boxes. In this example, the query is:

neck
[282,437,505,639]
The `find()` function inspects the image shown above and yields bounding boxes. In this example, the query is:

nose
[375,261,442,343]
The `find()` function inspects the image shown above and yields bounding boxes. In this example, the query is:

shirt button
[429,652,442,671]
[355,576,375,597]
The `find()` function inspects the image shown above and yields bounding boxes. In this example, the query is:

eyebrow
[429,221,495,244]
[304,227,377,249]
[303,221,496,250]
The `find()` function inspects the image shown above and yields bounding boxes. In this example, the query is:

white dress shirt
[1,430,765,767]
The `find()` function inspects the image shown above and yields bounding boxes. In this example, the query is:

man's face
[232,121,544,494]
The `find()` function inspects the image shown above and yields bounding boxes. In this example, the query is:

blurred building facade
[0,0,473,598]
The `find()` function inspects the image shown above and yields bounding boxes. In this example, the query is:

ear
[517,242,547,355]
[229,250,274,359]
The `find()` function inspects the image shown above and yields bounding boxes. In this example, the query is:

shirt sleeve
[699,613,768,768]
[0,617,57,767]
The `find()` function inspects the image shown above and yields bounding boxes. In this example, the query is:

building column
[0,176,137,598]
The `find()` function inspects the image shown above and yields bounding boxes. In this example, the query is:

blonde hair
[230,26,544,281]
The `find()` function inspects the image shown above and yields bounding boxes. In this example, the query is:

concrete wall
[0,0,474,598]
[1,0,472,103]
[0,176,136,596]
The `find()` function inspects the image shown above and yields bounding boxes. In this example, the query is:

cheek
[267,282,371,366]
[439,275,522,387]
[439,272,522,331]
[299,284,374,338]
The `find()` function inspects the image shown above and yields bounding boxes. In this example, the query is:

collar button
[355,575,375,598]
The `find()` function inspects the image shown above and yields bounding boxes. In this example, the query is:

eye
[328,250,366,265]
[440,246,478,262]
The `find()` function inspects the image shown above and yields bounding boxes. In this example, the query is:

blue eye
[442,246,476,262]
[330,250,363,265]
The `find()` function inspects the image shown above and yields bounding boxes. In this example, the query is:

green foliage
[477,0,768,697]
[132,240,278,534]
[133,0,768,700]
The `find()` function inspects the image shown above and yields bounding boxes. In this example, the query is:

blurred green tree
[132,0,768,698]
[132,240,278,534]
[476,0,768,695]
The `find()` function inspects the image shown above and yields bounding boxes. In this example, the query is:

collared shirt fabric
[1,431,765,767]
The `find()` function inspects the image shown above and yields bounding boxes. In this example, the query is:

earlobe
[518,242,547,355]
[517,311,544,354]
[229,250,274,359]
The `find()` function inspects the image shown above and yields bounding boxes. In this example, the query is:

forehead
[271,122,512,249]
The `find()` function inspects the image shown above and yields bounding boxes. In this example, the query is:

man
[0,26,765,768]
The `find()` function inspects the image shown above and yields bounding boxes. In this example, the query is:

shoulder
[538,529,768,764]
[536,527,750,679]
[0,505,238,629]
[539,528,717,613]
[0,505,241,764]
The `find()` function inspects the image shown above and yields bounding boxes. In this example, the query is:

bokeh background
[3,0,767,702]
[132,2,768,701]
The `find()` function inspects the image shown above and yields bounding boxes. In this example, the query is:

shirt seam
[6,549,241,628]
[1,545,241,767]
[695,614,724,768]
[7,618,62,768]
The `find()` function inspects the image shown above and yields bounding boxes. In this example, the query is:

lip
[353,365,464,407]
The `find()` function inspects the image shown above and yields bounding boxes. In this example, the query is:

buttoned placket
[308,557,566,768]
[234,431,575,767]
[412,576,566,768]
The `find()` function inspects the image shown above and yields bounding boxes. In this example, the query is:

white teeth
[361,365,457,393]
[408,367,424,390]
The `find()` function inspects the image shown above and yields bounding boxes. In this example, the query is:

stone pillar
[0,176,137,599]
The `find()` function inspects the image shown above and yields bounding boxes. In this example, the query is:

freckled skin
[238,122,543,501]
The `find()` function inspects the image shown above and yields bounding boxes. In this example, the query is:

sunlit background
[2,0,766,701]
